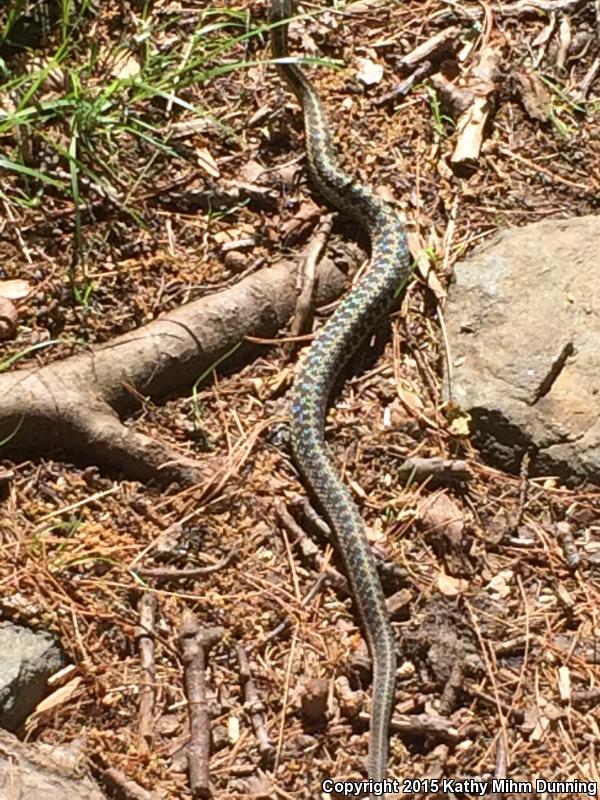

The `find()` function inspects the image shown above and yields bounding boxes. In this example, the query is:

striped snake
[271,0,412,788]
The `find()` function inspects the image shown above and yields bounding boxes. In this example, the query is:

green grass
[425,85,454,137]
[1,8,238,194]
[0,4,325,203]
[190,339,243,439]
[0,338,64,371]
[537,74,584,138]
[0,2,276,300]
[0,3,344,304]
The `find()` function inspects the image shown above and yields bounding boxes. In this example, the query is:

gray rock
[0,730,106,800]
[0,623,63,731]
[443,215,600,483]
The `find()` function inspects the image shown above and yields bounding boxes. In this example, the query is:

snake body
[271,0,411,786]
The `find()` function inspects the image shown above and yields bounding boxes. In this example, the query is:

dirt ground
[1,1,600,798]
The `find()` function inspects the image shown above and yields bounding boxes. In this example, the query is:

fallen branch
[178,613,224,799]
[136,593,158,750]
[0,256,350,484]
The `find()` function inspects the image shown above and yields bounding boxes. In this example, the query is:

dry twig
[137,547,238,580]
[397,456,471,485]
[575,56,600,100]
[235,645,276,767]
[100,767,160,800]
[275,500,348,593]
[358,711,462,744]
[178,613,225,798]
[284,214,334,361]
[489,734,508,800]
[136,592,158,750]
[500,0,586,13]
[399,26,460,71]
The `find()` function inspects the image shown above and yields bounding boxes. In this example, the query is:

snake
[270,0,412,788]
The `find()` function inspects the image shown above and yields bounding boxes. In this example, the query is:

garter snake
[271,0,412,787]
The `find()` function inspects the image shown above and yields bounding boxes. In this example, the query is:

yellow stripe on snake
[271,0,412,791]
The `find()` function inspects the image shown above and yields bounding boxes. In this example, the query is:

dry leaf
[542,700,563,721]
[156,714,180,735]
[197,147,220,178]
[414,249,446,303]
[444,402,471,437]
[110,50,140,79]
[520,706,539,733]
[398,660,416,678]
[0,279,30,299]
[397,388,425,412]
[420,493,464,545]
[239,159,264,183]
[213,231,232,245]
[486,569,514,598]
[356,57,384,86]
[513,69,552,122]
[450,412,471,437]
[532,16,556,48]
[531,713,551,741]
[281,199,320,240]
[437,570,468,597]
[0,297,18,340]
[366,518,387,547]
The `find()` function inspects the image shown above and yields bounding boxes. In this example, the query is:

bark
[0,730,106,800]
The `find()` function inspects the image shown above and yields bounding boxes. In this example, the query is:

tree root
[0,256,349,484]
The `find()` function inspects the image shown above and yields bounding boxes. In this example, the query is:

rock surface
[443,215,600,483]
[0,730,106,800]
[0,622,63,730]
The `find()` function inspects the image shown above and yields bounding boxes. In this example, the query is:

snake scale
[271,0,412,787]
